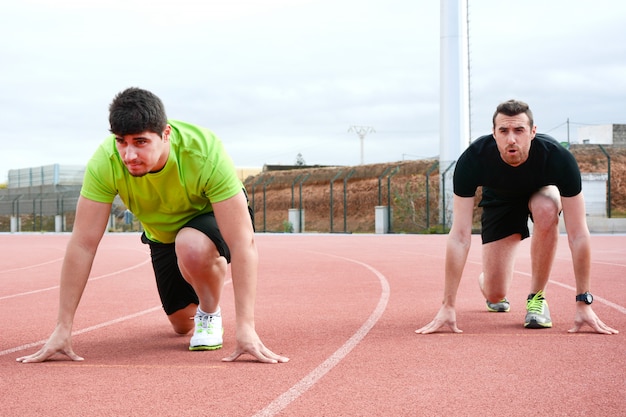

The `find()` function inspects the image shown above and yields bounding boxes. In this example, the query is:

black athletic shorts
[141,208,254,315]
[480,199,531,244]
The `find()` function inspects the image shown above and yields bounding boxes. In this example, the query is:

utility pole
[348,125,375,165]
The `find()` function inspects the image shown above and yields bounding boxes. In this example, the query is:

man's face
[114,125,171,177]
[492,113,536,167]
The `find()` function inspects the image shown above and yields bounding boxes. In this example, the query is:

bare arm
[213,191,258,331]
[213,191,288,363]
[17,196,111,362]
[416,195,475,334]
[562,193,618,334]
[561,193,591,293]
[442,195,476,307]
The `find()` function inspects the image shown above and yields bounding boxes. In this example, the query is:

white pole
[439,0,470,228]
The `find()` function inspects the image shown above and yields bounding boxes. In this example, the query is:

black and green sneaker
[486,298,510,312]
[524,290,552,329]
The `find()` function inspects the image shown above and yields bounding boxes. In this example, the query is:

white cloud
[1,0,625,183]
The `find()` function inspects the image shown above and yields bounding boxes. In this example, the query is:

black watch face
[579,293,593,304]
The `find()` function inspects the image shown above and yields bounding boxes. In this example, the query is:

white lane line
[253,254,390,417]
[0,306,162,357]
[500,269,626,315]
[0,258,151,301]
[545,279,626,315]
[0,257,65,274]
[455,259,626,315]
[2,278,234,358]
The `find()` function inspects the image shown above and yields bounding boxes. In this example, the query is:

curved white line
[0,258,151,301]
[0,306,162,357]
[253,253,390,417]
[2,278,234,358]
[0,257,65,274]
[547,280,626,315]
[462,260,626,315]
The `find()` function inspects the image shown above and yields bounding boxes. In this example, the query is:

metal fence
[0,161,451,234]
[0,164,136,233]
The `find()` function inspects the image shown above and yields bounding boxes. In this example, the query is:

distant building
[6,164,85,188]
[0,164,85,232]
[262,164,339,172]
[576,124,626,145]
[5,164,262,187]
[0,163,261,232]
[235,167,262,182]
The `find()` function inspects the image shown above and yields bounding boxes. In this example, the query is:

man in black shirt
[416,99,618,334]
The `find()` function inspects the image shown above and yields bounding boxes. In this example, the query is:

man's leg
[528,186,562,293]
[167,304,198,334]
[481,234,521,303]
[141,233,201,335]
[523,186,561,329]
[175,227,227,350]
[175,227,227,314]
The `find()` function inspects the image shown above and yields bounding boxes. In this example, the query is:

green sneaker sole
[524,319,552,329]
[189,344,223,351]
[189,327,224,351]
[486,299,510,312]
[486,305,510,312]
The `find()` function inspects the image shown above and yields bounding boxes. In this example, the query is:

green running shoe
[486,298,510,312]
[524,290,552,329]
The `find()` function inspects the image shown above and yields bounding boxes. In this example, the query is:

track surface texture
[1,233,624,417]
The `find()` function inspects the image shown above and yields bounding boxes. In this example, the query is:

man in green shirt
[17,87,288,364]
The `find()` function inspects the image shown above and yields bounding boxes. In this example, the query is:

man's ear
[163,125,172,142]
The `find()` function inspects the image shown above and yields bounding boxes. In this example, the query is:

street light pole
[348,125,375,165]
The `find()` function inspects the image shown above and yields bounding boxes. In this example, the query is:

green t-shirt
[81,120,243,243]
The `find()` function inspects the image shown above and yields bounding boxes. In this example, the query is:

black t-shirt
[453,133,582,207]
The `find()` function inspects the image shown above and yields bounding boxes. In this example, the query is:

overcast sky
[1,0,625,183]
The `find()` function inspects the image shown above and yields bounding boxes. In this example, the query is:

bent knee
[483,283,506,303]
[485,292,507,303]
[171,321,193,335]
[480,273,508,302]
[530,192,561,229]
[175,228,222,267]
[168,304,197,334]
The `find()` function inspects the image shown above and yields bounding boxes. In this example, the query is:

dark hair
[108,87,168,136]
[492,99,534,128]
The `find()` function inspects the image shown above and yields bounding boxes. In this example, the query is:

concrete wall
[575,123,626,145]
[581,173,607,216]
[531,216,626,234]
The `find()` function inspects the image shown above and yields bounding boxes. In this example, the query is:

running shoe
[524,290,552,329]
[189,310,223,351]
[486,298,510,312]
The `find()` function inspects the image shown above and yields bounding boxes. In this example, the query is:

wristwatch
[576,292,593,305]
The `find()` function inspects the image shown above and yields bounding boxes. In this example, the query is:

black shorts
[480,200,531,244]
[141,212,232,315]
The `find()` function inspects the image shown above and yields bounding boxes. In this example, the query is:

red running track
[0,233,624,416]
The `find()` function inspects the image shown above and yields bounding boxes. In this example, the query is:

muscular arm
[17,196,111,362]
[562,192,618,334]
[212,191,258,332]
[561,193,591,293]
[57,197,112,330]
[213,191,288,362]
[442,195,475,307]
[415,195,474,334]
